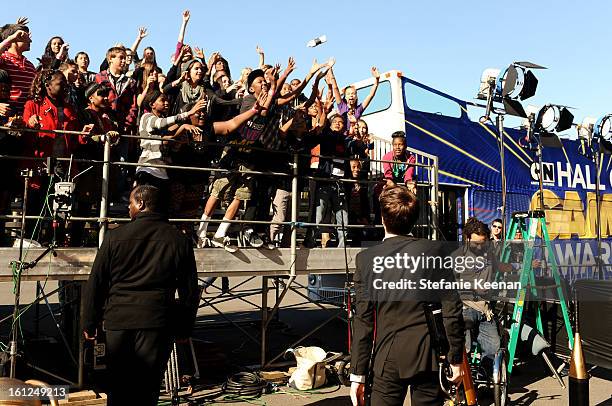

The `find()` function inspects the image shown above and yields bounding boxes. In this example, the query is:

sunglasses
[492,225,502,229]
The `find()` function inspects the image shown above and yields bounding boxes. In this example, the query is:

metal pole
[98,137,111,247]
[537,142,545,212]
[497,114,507,230]
[77,283,85,389]
[594,152,603,280]
[260,276,269,366]
[290,153,298,277]
[431,157,439,240]
[10,175,29,378]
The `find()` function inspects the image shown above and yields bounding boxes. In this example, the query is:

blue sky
[4,0,612,130]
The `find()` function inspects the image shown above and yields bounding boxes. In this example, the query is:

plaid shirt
[95,70,138,133]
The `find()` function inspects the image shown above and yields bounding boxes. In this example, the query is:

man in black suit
[83,185,199,406]
[350,186,465,406]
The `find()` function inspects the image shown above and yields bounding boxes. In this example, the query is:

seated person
[382,131,416,193]
[452,218,510,365]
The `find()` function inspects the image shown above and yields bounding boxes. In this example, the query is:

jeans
[463,306,501,360]
[315,182,349,248]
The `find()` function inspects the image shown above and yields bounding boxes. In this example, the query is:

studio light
[594,114,612,153]
[477,62,545,118]
[577,117,596,141]
[497,63,540,101]
[535,104,574,133]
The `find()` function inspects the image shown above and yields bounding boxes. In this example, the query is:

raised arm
[0,29,29,53]
[361,67,380,111]
[326,67,343,106]
[213,91,268,135]
[173,10,190,61]
[130,27,148,55]
[304,68,329,108]
[278,58,325,106]
[177,10,190,44]
[256,45,265,69]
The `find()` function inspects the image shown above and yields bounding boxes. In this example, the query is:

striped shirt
[0,51,36,114]
[136,111,189,179]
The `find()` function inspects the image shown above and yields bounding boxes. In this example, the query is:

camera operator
[350,186,464,406]
[82,185,199,406]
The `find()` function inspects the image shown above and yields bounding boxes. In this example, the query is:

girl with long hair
[39,36,69,69]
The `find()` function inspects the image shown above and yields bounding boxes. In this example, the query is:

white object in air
[307,35,327,48]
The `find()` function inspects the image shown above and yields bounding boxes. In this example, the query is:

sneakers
[262,235,276,250]
[245,229,264,248]
[211,236,239,253]
[197,236,210,248]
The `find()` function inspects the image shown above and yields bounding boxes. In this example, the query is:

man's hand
[182,124,202,141]
[309,58,322,75]
[371,66,380,81]
[105,131,120,145]
[28,114,41,129]
[448,363,463,384]
[57,43,70,60]
[406,180,417,194]
[83,330,96,341]
[0,103,11,117]
[7,30,29,45]
[350,382,364,406]
[193,47,205,60]
[254,91,268,111]
[182,10,190,22]
[256,45,264,55]
[188,98,208,116]
[284,57,296,77]
[138,27,148,39]
[82,123,94,137]
[146,73,156,89]
[16,17,29,25]
[208,52,220,68]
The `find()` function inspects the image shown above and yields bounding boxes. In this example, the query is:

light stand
[577,122,605,280]
[9,170,31,378]
[594,151,603,280]
[479,79,509,239]
[497,114,507,238]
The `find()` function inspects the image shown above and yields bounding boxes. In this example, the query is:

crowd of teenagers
[0,11,419,251]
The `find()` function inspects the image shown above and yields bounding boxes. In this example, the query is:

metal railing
[0,126,441,265]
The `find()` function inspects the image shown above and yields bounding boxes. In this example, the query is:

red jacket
[23,97,81,159]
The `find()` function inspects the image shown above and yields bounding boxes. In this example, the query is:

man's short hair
[463,217,490,240]
[59,60,77,71]
[492,218,503,226]
[106,46,127,62]
[85,82,110,99]
[132,185,160,213]
[0,24,29,41]
[379,185,420,235]
[391,131,406,140]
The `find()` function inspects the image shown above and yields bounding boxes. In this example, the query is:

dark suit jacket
[351,236,465,380]
[83,212,199,338]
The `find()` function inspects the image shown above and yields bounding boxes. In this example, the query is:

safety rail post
[98,136,111,247]
[431,156,439,240]
[261,276,269,366]
[290,152,298,277]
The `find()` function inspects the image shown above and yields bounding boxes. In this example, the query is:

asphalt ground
[0,277,609,405]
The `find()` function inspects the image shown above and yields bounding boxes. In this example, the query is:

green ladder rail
[499,210,574,374]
